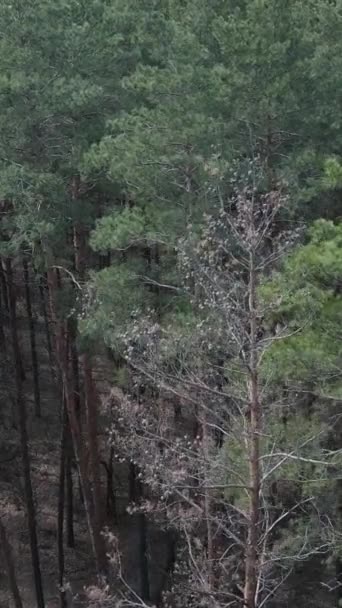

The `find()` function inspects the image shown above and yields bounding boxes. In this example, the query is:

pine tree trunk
[0,517,23,608]
[129,461,137,503]
[0,292,6,351]
[82,352,107,574]
[48,272,103,576]
[70,195,108,575]
[46,258,105,577]
[63,365,105,578]
[23,258,41,417]
[58,401,67,608]
[6,258,45,608]
[104,446,117,521]
[202,418,214,590]
[38,273,54,374]
[69,318,81,422]
[0,258,9,312]
[66,318,81,539]
[335,475,342,603]
[65,421,75,549]
[136,482,150,602]
[243,250,261,608]
[155,530,177,608]
[129,465,150,601]
[68,317,84,513]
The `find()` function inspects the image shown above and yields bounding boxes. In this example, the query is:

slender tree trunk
[0,291,6,351]
[335,456,342,603]
[0,258,9,312]
[65,421,75,549]
[46,268,104,576]
[70,194,108,575]
[155,529,177,608]
[68,318,84,512]
[6,258,45,608]
[136,483,150,602]
[129,461,137,503]
[243,250,261,608]
[0,518,23,608]
[82,352,107,574]
[103,446,117,521]
[23,258,41,417]
[129,464,150,601]
[38,273,54,374]
[202,417,214,591]
[58,400,67,608]
[68,319,81,422]
[63,362,105,577]
[67,318,82,518]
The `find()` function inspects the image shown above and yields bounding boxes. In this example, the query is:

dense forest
[0,1,341,607]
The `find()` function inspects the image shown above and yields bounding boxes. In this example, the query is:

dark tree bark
[68,318,81,421]
[65,421,75,549]
[23,258,41,417]
[63,359,105,578]
[0,291,6,351]
[336,490,342,605]
[0,258,9,312]
[58,401,67,608]
[155,530,177,608]
[38,273,54,374]
[68,318,83,512]
[136,486,150,602]
[106,446,116,521]
[6,258,45,608]
[129,464,150,601]
[129,461,137,503]
[47,267,105,576]
[101,446,117,522]
[82,352,107,574]
[0,517,23,608]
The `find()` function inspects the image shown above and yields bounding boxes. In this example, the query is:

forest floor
[0,316,96,607]
[0,310,168,607]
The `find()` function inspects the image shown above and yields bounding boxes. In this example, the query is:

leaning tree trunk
[0,517,23,608]
[6,258,45,608]
[23,258,41,417]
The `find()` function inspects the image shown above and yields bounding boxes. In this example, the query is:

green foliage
[261,220,342,391]
[79,262,154,346]
[90,203,186,252]
[323,157,342,189]
[91,207,147,252]
[214,412,328,510]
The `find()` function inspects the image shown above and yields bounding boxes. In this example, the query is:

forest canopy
[0,2,341,608]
